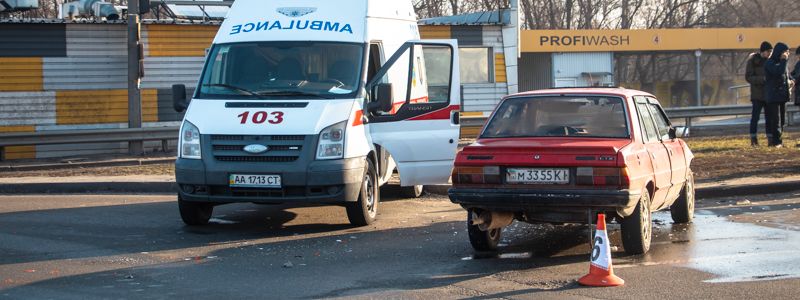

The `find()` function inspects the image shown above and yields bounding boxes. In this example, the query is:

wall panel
[143,24,218,57]
[419,25,451,39]
[0,91,56,127]
[0,23,66,57]
[55,89,158,125]
[0,125,36,159]
[0,57,43,91]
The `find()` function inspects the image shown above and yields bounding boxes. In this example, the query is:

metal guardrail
[0,127,179,160]
[0,104,797,157]
[459,104,800,138]
[666,104,798,128]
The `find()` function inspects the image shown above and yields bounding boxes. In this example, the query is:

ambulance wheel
[621,189,652,255]
[178,195,213,226]
[402,185,424,198]
[467,210,502,252]
[671,171,695,224]
[346,160,378,226]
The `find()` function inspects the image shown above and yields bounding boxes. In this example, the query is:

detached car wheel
[670,171,695,224]
[621,190,652,255]
[346,160,379,226]
[402,185,424,198]
[178,195,213,226]
[467,210,502,252]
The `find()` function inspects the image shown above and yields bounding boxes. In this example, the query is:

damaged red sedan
[449,88,694,255]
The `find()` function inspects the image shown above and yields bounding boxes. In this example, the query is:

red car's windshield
[482,95,630,139]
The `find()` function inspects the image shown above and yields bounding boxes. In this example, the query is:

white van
[172,0,462,226]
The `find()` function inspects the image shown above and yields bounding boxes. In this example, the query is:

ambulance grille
[209,134,308,163]
[215,156,298,163]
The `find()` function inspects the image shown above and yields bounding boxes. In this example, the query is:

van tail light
[577,167,628,188]
[452,166,501,184]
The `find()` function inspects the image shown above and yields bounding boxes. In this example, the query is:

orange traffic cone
[578,213,625,287]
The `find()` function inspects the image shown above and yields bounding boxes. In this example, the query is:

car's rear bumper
[448,187,640,213]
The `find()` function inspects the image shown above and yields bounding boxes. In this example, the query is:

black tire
[178,195,213,226]
[670,171,695,224]
[401,185,424,198]
[346,160,379,226]
[467,210,502,252]
[621,189,652,255]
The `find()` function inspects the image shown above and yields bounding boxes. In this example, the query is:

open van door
[366,40,461,186]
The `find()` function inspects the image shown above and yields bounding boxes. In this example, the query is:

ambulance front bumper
[175,157,365,204]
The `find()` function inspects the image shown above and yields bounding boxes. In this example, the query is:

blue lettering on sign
[243,23,255,32]
[231,25,242,35]
[310,21,323,30]
[340,24,352,34]
[323,22,339,32]
[228,19,355,35]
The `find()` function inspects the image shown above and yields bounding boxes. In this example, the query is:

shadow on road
[0,198,604,299]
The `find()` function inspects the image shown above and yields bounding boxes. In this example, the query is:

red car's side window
[647,103,671,141]
[635,101,660,143]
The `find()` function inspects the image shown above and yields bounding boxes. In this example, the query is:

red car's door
[647,99,687,205]
[634,97,671,209]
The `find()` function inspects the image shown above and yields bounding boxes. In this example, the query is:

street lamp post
[694,50,702,107]
[127,0,143,155]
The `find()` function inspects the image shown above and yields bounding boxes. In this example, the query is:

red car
[449,88,694,255]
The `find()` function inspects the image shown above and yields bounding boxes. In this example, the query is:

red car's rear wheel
[621,189,652,255]
[467,209,502,252]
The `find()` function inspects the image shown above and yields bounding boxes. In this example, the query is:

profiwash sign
[522,28,800,52]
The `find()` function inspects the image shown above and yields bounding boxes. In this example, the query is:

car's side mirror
[367,83,393,114]
[669,126,689,139]
[172,84,188,113]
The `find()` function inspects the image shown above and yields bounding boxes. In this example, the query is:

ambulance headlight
[316,121,346,160]
[180,121,202,160]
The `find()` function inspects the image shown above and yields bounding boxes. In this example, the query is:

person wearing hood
[764,42,792,147]
[791,46,800,106]
[746,42,772,146]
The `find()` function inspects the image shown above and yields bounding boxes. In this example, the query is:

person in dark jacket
[792,46,800,105]
[746,42,772,146]
[764,42,792,147]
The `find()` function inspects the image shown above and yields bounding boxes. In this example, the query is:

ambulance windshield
[197,42,364,100]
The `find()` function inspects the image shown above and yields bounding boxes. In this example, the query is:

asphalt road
[1,188,799,299]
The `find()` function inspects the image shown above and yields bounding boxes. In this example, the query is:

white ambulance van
[172,0,462,226]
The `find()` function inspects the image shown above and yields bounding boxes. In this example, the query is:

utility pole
[127,0,143,155]
[695,50,702,107]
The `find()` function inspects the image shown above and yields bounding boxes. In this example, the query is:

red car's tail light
[453,166,501,184]
[576,167,627,187]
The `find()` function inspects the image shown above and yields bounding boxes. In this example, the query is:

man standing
[764,42,792,148]
[745,42,771,146]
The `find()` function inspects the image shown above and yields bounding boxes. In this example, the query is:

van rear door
[366,40,461,186]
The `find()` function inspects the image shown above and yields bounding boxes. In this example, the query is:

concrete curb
[695,180,800,199]
[0,182,178,194]
[0,158,176,172]
[1,180,799,199]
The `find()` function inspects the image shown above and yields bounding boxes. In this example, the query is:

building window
[459,48,492,84]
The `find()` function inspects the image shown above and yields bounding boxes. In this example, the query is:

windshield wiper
[257,90,333,99]
[203,84,262,97]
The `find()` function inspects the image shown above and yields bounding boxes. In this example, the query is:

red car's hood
[465,138,632,155]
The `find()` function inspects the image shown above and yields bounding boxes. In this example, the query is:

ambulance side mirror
[368,83,393,114]
[172,84,188,113]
